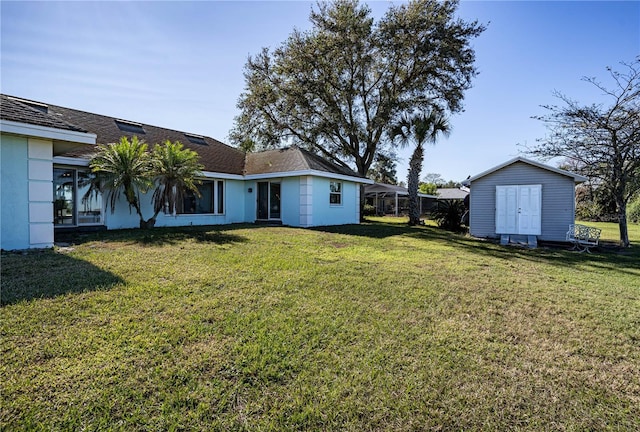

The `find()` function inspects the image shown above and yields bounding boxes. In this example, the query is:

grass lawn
[2,220,639,431]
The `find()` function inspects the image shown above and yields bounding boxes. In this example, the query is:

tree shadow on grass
[1,249,124,306]
[57,224,250,247]
[312,220,640,277]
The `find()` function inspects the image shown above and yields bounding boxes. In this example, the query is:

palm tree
[88,136,153,226]
[88,137,203,228]
[391,110,451,226]
[149,140,203,227]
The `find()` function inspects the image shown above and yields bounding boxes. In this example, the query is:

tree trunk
[407,144,424,226]
[139,218,156,229]
[616,197,630,247]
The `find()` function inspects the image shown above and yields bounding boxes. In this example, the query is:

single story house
[0,95,372,250]
[364,183,437,216]
[464,156,587,244]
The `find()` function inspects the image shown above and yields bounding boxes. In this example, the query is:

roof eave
[244,169,373,183]
[0,119,97,144]
[468,156,588,184]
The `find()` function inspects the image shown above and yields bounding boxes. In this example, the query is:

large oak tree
[230,0,484,178]
[528,58,640,247]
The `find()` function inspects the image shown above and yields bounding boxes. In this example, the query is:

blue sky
[1,1,638,183]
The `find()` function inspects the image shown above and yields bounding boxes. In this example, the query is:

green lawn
[2,220,639,431]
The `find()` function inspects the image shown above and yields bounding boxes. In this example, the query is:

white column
[355,184,360,223]
[28,138,54,248]
[299,176,313,227]
[395,193,398,217]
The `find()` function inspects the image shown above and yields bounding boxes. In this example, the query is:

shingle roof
[1,94,365,180]
[49,105,246,175]
[0,95,87,133]
[436,188,469,200]
[245,146,364,178]
[1,94,245,175]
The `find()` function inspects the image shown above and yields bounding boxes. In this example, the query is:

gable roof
[245,146,369,181]
[467,156,587,183]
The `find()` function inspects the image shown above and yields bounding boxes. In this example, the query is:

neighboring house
[464,157,586,243]
[364,183,437,216]
[0,95,372,250]
[436,187,469,201]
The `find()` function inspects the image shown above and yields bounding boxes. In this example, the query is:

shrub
[431,200,466,232]
[363,204,376,216]
[628,194,640,224]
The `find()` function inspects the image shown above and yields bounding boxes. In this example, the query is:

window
[177,180,224,214]
[115,119,145,134]
[330,181,342,205]
[54,168,103,226]
[8,96,48,113]
[184,133,208,146]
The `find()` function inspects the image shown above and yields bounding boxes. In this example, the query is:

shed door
[518,185,541,235]
[496,186,518,234]
[495,185,541,235]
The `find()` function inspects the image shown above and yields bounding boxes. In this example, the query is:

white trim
[468,156,587,183]
[244,169,373,184]
[201,171,244,180]
[53,156,91,166]
[329,180,343,206]
[49,160,246,181]
[1,120,96,144]
[50,158,364,183]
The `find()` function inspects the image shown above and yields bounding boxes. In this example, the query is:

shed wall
[469,161,576,241]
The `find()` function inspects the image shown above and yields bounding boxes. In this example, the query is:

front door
[257,181,281,220]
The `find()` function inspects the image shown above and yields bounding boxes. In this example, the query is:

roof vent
[115,119,145,134]
[7,96,48,113]
[184,133,207,145]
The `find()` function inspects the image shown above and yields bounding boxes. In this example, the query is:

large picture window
[178,180,224,215]
[330,181,342,205]
[54,168,103,226]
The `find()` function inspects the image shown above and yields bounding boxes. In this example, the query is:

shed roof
[467,156,587,183]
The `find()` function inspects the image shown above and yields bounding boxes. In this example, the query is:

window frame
[175,179,225,216]
[329,180,342,206]
[53,167,103,227]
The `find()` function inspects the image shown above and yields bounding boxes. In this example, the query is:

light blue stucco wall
[244,180,257,222]
[1,134,30,250]
[311,177,359,226]
[104,179,247,229]
[280,177,300,227]
[242,177,299,225]
[241,176,359,227]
